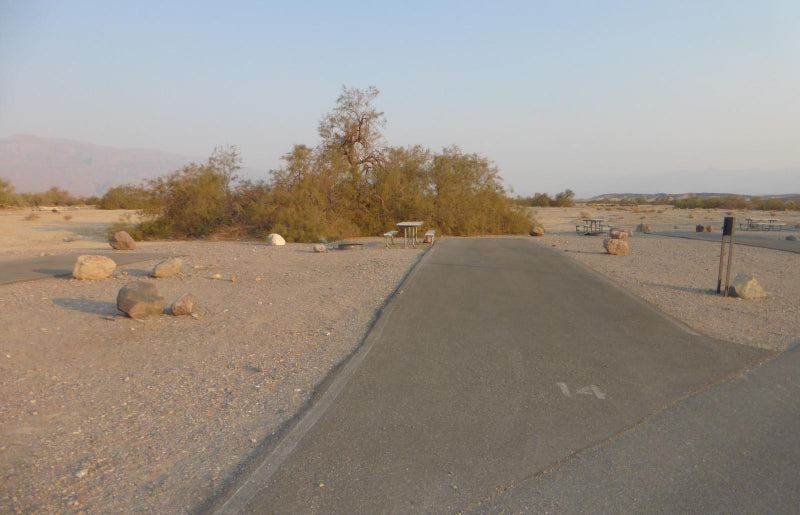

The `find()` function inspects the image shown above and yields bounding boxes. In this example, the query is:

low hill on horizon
[589,192,800,204]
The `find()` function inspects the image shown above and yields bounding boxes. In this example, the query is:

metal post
[717,233,727,295]
[723,217,736,297]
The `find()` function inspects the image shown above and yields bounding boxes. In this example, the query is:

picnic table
[576,218,612,235]
[741,218,785,231]
[396,221,424,248]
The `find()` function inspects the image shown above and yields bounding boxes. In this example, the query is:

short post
[723,216,736,297]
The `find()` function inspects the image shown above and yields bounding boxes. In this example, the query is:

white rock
[73,255,116,280]
[268,233,286,246]
[728,274,767,300]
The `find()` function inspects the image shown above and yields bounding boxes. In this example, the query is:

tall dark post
[717,234,727,294]
[723,217,736,296]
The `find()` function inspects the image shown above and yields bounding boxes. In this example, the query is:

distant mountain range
[0,134,266,197]
[0,134,200,196]
[589,192,800,203]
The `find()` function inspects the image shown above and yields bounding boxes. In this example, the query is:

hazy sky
[2,1,799,197]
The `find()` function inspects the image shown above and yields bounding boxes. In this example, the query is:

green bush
[139,146,240,238]
[99,185,150,209]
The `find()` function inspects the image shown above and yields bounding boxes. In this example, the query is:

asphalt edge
[200,243,438,515]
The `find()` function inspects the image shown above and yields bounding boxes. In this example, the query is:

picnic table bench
[383,230,398,247]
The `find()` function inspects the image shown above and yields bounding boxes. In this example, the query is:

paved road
[212,238,772,514]
[650,231,800,254]
[471,344,800,514]
[0,252,169,285]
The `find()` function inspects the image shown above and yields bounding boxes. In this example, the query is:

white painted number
[556,383,606,400]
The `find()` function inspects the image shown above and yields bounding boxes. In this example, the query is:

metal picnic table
[742,218,784,231]
[577,218,611,235]
[396,221,423,248]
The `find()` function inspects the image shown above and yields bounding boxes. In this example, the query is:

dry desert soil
[1,205,799,513]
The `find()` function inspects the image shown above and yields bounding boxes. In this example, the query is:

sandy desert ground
[1,205,799,513]
[0,208,425,513]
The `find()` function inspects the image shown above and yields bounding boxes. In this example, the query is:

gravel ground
[531,232,800,351]
[0,239,424,513]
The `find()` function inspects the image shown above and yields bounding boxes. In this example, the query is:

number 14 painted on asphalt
[557,382,606,399]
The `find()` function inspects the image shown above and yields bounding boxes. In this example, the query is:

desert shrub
[140,146,240,238]
[122,88,534,241]
[579,210,592,218]
[554,189,575,207]
[99,185,150,209]
[63,214,73,221]
[23,187,76,206]
[516,193,553,207]
[0,178,25,206]
[23,212,40,221]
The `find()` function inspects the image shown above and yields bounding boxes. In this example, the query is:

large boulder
[117,282,164,319]
[635,223,651,233]
[169,293,196,316]
[728,274,766,300]
[73,255,116,280]
[609,229,629,240]
[312,244,327,253]
[696,224,705,233]
[529,226,545,237]
[603,238,629,256]
[267,233,286,246]
[151,257,183,278]
[705,225,713,232]
[110,231,136,250]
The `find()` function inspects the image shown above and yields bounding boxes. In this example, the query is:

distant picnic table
[741,218,785,231]
[396,221,423,248]
[576,218,613,235]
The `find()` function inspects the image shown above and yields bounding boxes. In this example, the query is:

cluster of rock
[72,253,196,319]
[696,225,713,232]
[529,226,545,237]
[635,223,651,233]
[603,229,630,255]
[116,282,198,319]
